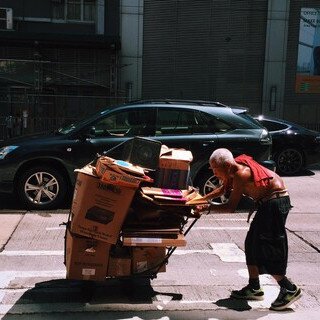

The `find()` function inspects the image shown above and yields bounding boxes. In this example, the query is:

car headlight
[0,146,19,160]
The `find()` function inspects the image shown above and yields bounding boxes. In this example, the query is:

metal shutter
[142,0,268,112]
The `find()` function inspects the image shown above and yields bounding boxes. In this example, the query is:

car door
[154,107,219,170]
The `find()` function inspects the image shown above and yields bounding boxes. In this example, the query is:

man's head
[209,148,235,180]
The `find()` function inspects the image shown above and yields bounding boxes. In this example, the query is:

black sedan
[255,115,320,175]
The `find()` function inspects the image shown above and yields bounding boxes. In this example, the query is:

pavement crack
[287,228,320,253]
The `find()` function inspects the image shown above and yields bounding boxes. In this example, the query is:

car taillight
[259,129,272,145]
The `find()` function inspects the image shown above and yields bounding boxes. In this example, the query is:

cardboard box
[107,256,132,277]
[70,165,138,244]
[107,245,132,277]
[132,247,166,274]
[122,233,187,247]
[65,229,110,281]
[95,157,142,187]
[155,148,193,189]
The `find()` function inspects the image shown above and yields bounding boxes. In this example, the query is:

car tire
[195,170,229,203]
[274,147,304,176]
[17,166,68,210]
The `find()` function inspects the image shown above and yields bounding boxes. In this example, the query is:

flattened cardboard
[122,233,186,247]
[141,187,183,198]
[65,229,110,281]
[70,165,138,244]
[132,247,166,274]
[95,156,153,184]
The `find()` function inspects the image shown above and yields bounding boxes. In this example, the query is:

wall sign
[296,8,320,93]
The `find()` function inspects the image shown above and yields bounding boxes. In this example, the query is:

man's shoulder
[234,165,252,182]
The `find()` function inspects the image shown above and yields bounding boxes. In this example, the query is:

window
[259,120,288,132]
[200,112,233,133]
[92,109,155,137]
[156,109,211,135]
[52,0,95,22]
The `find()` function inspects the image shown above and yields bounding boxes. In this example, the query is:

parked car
[254,115,320,175]
[0,100,273,210]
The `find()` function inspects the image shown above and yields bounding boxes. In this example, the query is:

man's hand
[195,203,211,214]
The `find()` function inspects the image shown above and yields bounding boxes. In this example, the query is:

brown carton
[70,165,138,244]
[107,245,132,277]
[155,147,193,189]
[107,256,132,277]
[65,229,110,281]
[132,247,166,274]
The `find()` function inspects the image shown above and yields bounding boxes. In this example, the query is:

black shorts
[245,196,292,275]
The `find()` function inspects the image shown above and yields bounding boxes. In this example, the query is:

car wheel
[195,170,228,203]
[17,166,68,210]
[274,147,304,176]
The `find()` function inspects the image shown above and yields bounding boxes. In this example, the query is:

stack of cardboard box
[65,145,206,281]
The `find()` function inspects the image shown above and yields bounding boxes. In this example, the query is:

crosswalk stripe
[0,250,64,256]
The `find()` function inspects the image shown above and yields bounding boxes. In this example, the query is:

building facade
[121,0,320,130]
[0,0,319,139]
[0,0,122,138]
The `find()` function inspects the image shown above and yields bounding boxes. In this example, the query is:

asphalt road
[0,165,320,319]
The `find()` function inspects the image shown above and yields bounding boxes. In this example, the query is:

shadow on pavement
[0,193,72,211]
[214,297,252,311]
[1,278,183,318]
[214,297,296,314]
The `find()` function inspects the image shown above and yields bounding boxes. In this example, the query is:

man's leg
[230,265,264,300]
[270,274,302,311]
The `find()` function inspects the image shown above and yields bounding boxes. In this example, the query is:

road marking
[174,249,213,255]
[174,243,245,263]
[192,227,248,230]
[209,243,245,262]
[204,218,247,221]
[0,250,64,256]
[45,227,66,231]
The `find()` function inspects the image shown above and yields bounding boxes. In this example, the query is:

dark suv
[0,100,273,210]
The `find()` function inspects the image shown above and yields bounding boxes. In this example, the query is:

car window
[259,120,288,132]
[155,108,211,135]
[199,112,233,133]
[91,108,155,137]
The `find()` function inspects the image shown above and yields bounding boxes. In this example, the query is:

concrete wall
[119,0,143,100]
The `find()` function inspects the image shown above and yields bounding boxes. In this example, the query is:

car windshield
[57,109,110,134]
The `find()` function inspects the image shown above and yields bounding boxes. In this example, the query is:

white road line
[192,227,248,230]
[46,227,66,231]
[204,218,247,221]
[0,250,64,256]
[209,243,245,262]
[173,249,213,255]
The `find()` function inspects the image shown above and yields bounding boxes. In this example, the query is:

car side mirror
[78,126,96,141]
